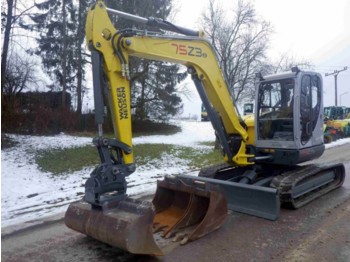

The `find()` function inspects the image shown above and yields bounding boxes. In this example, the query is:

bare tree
[1,0,36,94]
[3,51,42,102]
[202,0,272,102]
[269,53,313,74]
[2,0,15,94]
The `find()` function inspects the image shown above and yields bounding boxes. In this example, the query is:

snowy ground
[2,120,350,228]
[1,121,216,228]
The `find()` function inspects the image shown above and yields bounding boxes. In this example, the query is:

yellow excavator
[65,1,345,255]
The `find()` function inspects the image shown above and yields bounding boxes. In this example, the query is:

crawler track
[271,163,345,209]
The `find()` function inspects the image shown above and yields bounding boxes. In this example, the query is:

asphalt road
[2,144,350,262]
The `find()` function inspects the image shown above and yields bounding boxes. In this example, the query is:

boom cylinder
[105,6,200,36]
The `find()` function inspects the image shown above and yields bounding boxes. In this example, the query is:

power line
[325,66,348,106]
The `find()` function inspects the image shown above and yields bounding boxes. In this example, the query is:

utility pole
[325,66,348,106]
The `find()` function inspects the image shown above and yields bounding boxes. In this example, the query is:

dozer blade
[64,198,163,255]
[152,175,228,244]
[65,175,228,255]
[177,174,280,221]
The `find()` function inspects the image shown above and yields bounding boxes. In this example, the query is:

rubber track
[270,163,345,209]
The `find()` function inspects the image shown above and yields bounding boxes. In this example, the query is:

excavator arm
[86,1,253,168]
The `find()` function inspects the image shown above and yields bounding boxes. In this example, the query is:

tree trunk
[76,55,82,114]
[140,75,146,120]
[61,0,67,108]
[76,0,83,115]
[1,0,14,94]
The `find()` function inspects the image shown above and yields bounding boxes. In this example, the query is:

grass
[35,143,223,175]
[36,145,99,175]
[198,141,216,147]
[188,147,223,168]
[31,120,186,174]
[133,144,175,166]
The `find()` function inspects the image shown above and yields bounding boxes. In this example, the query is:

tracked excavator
[65,1,346,256]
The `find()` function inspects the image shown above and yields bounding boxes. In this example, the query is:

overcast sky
[174,0,350,117]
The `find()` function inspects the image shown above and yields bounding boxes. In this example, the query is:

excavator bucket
[64,175,227,255]
[65,198,163,255]
[152,175,228,244]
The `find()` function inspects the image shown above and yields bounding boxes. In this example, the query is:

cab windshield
[257,78,294,141]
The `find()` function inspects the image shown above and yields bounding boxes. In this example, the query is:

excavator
[65,1,346,256]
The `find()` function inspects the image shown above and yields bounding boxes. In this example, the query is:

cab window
[299,74,321,144]
[257,79,294,141]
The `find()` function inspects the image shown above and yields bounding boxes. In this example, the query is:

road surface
[2,143,350,262]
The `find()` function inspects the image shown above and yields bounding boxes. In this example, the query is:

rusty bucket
[64,198,163,255]
[64,175,227,255]
[153,175,228,244]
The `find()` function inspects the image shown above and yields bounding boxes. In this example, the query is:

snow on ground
[133,121,215,145]
[2,120,350,228]
[325,137,350,149]
[1,121,215,228]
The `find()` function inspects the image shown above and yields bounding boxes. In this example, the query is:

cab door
[299,73,322,147]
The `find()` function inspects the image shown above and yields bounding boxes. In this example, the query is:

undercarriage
[198,162,345,212]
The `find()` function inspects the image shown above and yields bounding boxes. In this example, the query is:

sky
[174,0,350,118]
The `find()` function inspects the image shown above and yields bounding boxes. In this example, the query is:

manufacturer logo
[117,87,128,120]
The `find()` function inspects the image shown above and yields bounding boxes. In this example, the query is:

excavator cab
[255,68,325,165]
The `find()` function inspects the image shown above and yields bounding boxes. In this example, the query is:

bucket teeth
[172,232,187,243]
[152,176,227,243]
[180,236,189,245]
